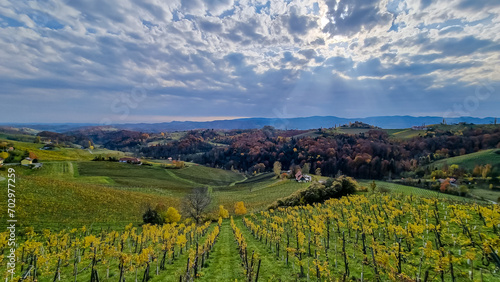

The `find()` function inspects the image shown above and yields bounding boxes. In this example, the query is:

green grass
[0,172,180,231]
[357,180,478,202]
[430,149,500,171]
[0,159,310,231]
[387,128,425,139]
[0,138,126,161]
[215,177,310,212]
[234,218,298,281]
[0,132,36,142]
[335,128,373,135]
[198,220,245,281]
[169,164,245,187]
[468,188,500,202]
[78,162,194,193]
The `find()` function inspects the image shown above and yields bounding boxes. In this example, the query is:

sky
[0,0,499,124]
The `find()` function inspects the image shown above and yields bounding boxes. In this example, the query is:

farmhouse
[119,157,142,164]
[21,158,33,166]
[411,125,428,130]
[295,170,312,182]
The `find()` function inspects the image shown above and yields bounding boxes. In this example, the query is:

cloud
[0,0,499,123]
[285,5,318,35]
[423,35,497,56]
[322,0,392,36]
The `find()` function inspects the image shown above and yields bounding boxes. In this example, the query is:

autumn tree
[163,207,181,224]
[472,165,482,177]
[234,201,247,215]
[315,167,321,176]
[440,179,450,193]
[182,187,212,224]
[28,152,38,160]
[273,161,282,178]
[482,164,492,179]
[218,205,229,219]
[0,152,8,160]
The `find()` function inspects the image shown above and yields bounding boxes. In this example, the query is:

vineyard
[2,193,500,281]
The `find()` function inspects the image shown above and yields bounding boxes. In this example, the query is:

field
[357,180,479,203]
[387,128,426,139]
[3,194,500,281]
[0,137,126,162]
[1,130,500,281]
[0,158,309,231]
[430,149,500,171]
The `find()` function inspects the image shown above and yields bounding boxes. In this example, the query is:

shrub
[269,176,358,209]
[142,207,163,225]
[218,205,229,218]
[379,187,391,193]
[357,186,368,192]
[163,207,181,224]
[234,201,247,215]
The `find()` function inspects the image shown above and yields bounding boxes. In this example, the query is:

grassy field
[169,164,245,186]
[387,128,426,139]
[357,179,480,202]
[214,173,310,212]
[0,137,126,161]
[0,169,180,231]
[6,152,490,232]
[0,159,309,231]
[430,149,500,171]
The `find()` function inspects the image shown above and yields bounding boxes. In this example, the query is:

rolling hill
[431,149,500,171]
[3,115,497,132]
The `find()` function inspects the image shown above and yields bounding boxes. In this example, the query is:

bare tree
[182,187,211,224]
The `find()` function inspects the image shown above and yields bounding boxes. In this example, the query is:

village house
[411,124,428,130]
[119,157,142,164]
[21,157,32,166]
[295,170,312,182]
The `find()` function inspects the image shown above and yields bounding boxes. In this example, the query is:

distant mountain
[2,116,496,133]
[112,116,496,132]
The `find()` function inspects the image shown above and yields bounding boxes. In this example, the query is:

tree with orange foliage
[29,152,38,160]
[440,179,450,193]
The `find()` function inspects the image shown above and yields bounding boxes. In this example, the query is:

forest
[139,125,500,179]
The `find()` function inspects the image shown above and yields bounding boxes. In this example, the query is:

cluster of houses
[411,124,428,130]
[0,157,40,168]
[119,157,142,165]
[282,169,312,182]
